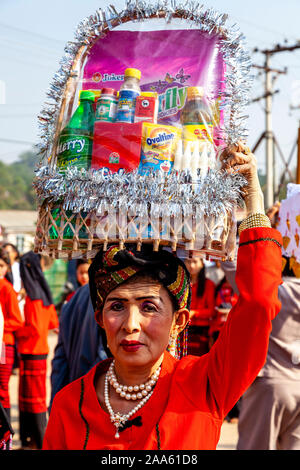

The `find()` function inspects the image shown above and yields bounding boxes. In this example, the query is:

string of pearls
[104,360,161,439]
[107,361,161,401]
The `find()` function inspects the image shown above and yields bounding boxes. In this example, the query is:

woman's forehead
[105,279,167,300]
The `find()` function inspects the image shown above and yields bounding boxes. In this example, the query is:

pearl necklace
[107,361,161,401]
[104,361,161,439]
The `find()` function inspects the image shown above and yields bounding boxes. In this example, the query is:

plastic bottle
[56,90,95,173]
[95,88,118,122]
[181,86,214,172]
[115,68,141,123]
[181,86,212,127]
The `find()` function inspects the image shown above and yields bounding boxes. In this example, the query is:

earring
[167,329,179,359]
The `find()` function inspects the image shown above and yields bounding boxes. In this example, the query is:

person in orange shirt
[0,247,24,423]
[184,256,215,356]
[16,251,58,449]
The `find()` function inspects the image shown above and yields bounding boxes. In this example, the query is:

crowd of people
[0,145,299,451]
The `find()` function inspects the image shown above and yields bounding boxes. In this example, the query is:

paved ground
[9,331,238,450]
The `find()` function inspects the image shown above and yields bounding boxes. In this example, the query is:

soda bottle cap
[124,68,141,80]
[79,90,96,101]
[187,86,204,99]
[92,90,102,100]
[100,88,118,97]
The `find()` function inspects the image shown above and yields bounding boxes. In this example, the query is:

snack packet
[139,123,181,174]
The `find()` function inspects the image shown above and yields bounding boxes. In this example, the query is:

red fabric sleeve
[206,227,283,417]
[1,280,24,344]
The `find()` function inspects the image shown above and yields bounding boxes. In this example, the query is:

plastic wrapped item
[34,2,253,260]
[134,92,158,124]
[139,123,182,174]
[92,122,143,172]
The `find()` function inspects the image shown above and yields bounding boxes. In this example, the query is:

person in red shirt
[209,276,239,346]
[43,145,283,450]
[184,256,215,356]
[16,251,58,449]
[0,247,24,422]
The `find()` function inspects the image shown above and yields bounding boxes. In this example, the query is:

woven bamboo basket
[34,3,250,260]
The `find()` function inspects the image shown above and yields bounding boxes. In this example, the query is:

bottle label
[95,97,117,122]
[57,134,93,171]
[183,124,213,143]
[116,90,140,123]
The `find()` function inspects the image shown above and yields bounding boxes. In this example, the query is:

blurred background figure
[237,196,300,450]
[0,248,23,423]
[209,275,239,423]
[50,283,108,410]
[209,276,239,347]
[55,259,90,313]
[184,255,215,356]
[2,244,21,295]
[16,251,58,450]
[65,259,90,302]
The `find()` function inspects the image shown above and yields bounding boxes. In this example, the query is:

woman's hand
[220,142,265,215]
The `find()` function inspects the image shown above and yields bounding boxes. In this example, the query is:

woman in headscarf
[0,248,23,423]
[16,252,58,449]
[42,145,283,450]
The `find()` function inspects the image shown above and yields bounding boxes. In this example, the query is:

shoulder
[51,359,111,409]
[51,363,97,408]
[0,278,14,294]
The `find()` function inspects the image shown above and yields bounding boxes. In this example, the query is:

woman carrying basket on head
[43,144,283,450]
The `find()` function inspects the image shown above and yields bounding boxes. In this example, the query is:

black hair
[282,256,296,277]
[76,259,90,269]
[0,247,10,266]
[214,275,227,298]
[2,243,20,260]
[196,265,206,297]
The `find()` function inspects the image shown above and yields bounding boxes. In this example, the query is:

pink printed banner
[82,29,225,137]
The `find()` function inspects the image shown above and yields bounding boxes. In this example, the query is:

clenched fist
[220,142,265,215]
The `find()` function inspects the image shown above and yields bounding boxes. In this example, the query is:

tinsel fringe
[33,166,246,216]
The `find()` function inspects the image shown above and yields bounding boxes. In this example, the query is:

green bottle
[49,205,89,241]
[56,90,95,173]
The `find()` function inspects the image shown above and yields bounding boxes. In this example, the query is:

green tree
[0,150,37,210]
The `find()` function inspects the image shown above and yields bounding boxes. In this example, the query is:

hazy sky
[0,0,300,181]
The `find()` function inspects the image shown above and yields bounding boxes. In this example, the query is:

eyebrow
[106,295,163,302]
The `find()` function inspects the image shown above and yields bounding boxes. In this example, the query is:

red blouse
[43,227,283,450]
[189,278,216,327]
[0,277,24,345]
[16,297,58,355]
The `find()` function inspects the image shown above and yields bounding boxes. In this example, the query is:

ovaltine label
[139,123,181,174]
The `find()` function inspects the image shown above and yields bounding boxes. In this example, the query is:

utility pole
[297,122,300,184]
[252,41,300,206]
[265,52,274,208]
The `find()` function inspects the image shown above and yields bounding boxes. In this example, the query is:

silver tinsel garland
[33,166,246,217]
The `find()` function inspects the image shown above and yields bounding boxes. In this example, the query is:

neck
[113,354,164,386]
[191,273,198,284]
